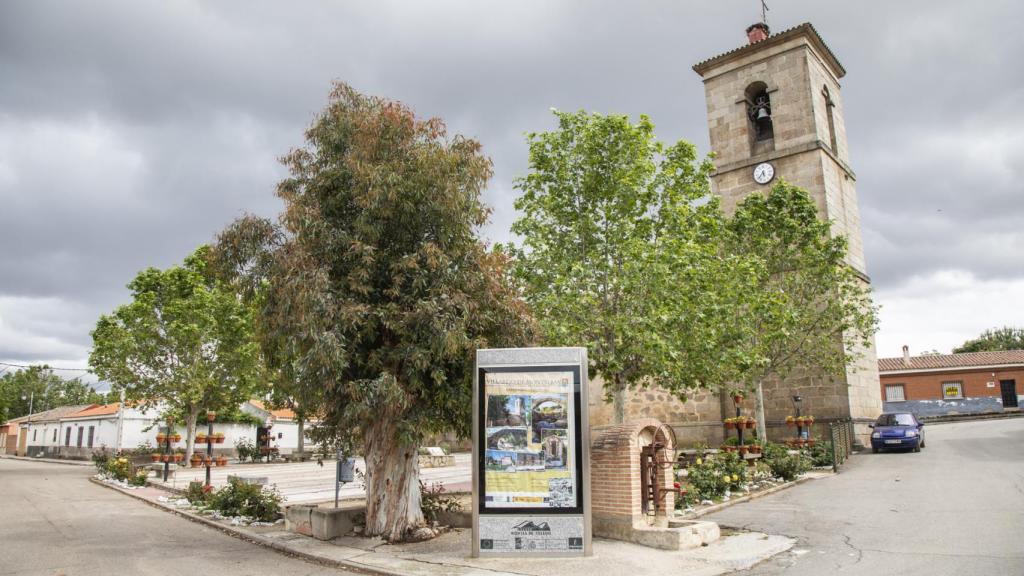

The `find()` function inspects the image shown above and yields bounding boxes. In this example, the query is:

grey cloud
[1,0,1022,366]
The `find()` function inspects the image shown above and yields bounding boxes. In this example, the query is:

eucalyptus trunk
[362,419,423,542]
[297,416,305,455]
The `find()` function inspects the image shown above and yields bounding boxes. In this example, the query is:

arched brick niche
[590,418,676,540]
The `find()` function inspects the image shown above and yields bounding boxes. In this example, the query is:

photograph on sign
[481,370,577,510]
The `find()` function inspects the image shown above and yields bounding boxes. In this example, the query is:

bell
[756,107,770,120]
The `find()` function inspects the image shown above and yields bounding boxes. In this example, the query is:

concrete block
[311,507,355,541]
[285,504,314,537]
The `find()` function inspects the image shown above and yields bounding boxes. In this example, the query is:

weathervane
[761,0,769,24]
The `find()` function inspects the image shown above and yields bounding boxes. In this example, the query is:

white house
[19,405,91,458]
[243,400,319,455]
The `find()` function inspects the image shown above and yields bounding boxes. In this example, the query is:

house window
[53,429,57,442]
[87,426,95,448]
[65,427,72,446]
[76,427,84,447]
[33,429,37,441]
[942,381,964,400]
[885,384,906,402]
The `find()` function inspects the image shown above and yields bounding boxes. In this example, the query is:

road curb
[0,455,92,466]
[679,473,825,520]
[88,477,402,576]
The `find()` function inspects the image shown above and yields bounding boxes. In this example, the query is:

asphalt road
[0,458,348,576]
[708,417,1024,575]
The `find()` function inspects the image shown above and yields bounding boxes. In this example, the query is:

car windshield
[876,413,916,427]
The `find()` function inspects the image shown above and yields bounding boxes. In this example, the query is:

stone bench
[227,474,268,486]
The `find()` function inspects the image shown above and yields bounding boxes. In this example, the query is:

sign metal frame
[472,347,592,558]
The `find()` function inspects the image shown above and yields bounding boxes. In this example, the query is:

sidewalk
[93,477,794,576]
[0,454,92,466]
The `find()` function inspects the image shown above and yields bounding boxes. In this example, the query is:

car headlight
[871,432,880,439]
[904,430,917,437]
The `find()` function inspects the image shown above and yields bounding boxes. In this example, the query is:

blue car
[870,412,925,453]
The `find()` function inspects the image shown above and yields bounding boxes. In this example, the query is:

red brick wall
[591,419,675,522]
[879,368,1024,401]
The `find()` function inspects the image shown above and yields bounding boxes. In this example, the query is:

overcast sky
[2,0,1023,384]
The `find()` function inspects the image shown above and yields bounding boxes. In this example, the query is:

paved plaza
[151,452,472,504]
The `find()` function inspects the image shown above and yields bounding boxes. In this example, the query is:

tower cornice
[693,22,845,80]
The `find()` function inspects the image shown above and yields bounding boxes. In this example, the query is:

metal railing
[830,419,854,472]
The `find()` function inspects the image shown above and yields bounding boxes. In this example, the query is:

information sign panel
[473,348,591,557]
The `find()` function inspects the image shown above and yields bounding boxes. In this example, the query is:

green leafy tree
[212,83,537,541]
[89,247,263,461]
[509,110,746,422]
[0,366,106,419]
[724,181,879,440]
[954,327,1024,353]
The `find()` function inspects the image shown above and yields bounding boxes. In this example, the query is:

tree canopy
[954,327,1024,353]
[212,83,537,541]
[509,110,750,422]
[0,366,108,421]
[89,247,263,459]
[724,182,879,438]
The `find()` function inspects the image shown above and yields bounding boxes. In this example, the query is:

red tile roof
[66,403,121,418]
[878,350,1024,373]
[248,399,295,421]
[693,22,845,78]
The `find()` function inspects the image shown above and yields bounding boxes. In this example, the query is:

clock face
[753,162,775,184]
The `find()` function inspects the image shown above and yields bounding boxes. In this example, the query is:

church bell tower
[693,22,882,440]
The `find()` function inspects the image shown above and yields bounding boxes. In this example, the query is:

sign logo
[511,520,551,535]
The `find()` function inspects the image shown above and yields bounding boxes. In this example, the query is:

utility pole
[114,389,125,452]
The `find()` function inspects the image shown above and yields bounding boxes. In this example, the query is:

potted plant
[216,456,228,467]
[206,410,216,422]
[150,452,160,462]
[804,415,815,426]
[160,454,170,463]
[156,432,167,444]
[724,417,736,430]
[744,417,755,430]
[786,416,796,427]
[738,445,749,456]
[170,433,181,443]
[749,444,762,455]
[196,432,207,444]
[212,432,225,444]
[205,456,214,467]
[732,391,744,404]
[173,452,184,463]
[190,454,203,468]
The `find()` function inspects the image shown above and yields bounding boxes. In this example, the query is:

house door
[17,429,27,455]
[1000,380,1018,408]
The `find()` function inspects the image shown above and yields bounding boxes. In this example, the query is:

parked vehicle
[870,412,925,453]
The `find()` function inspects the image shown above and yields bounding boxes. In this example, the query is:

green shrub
[685,450,746,501]
[184,481,211,505]
[207,477,282,522]
[129,469,149,487]
[808,439,834,467]
[762,442,811,481]
[420,480,461,522]
[234,438,257,463]
[103,456,134,482]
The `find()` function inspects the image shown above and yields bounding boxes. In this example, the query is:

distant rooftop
[878,350,1024,373]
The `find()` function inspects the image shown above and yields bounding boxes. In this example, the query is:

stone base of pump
[593,514,720,551]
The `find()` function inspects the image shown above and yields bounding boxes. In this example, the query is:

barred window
[885,384,906,402]
[942,381,963,400]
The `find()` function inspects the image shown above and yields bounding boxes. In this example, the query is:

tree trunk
[613,374,626,424]
[362,418,424,542]
[754,381,767,443]
[297,416,305,455]
[184,407,200,462]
